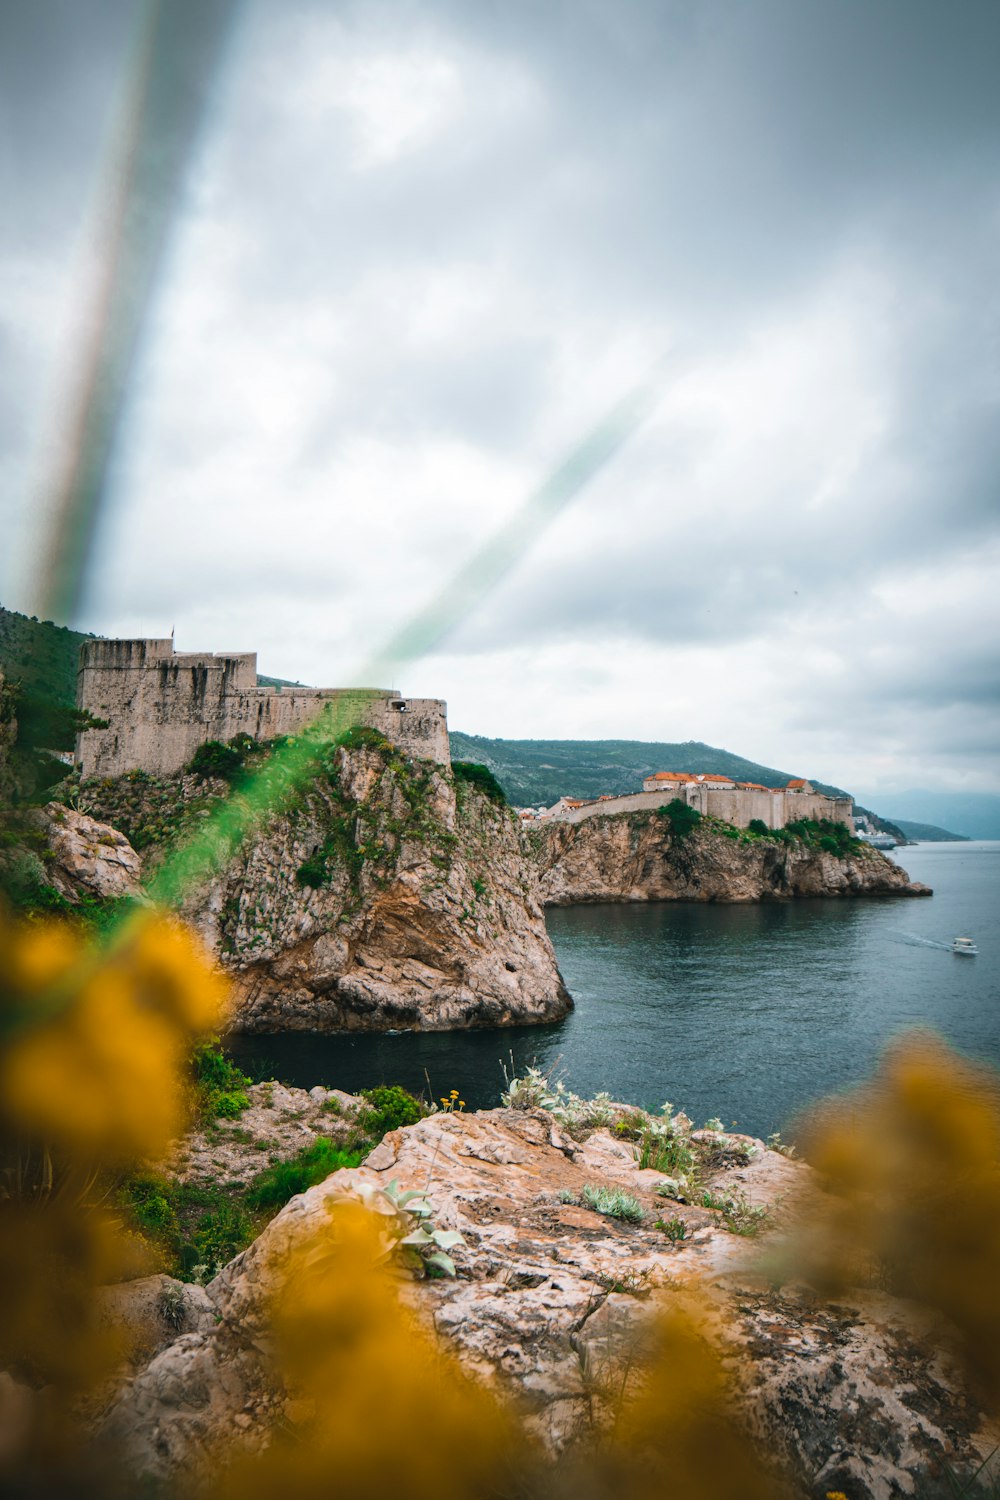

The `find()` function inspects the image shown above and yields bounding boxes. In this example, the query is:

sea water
[228,842,1000,1140]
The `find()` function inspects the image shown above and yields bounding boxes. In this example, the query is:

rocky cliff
[63,751,930,1036]
[531,812,931,905]
[97,1096,995,1496]
[158,741,571,1032]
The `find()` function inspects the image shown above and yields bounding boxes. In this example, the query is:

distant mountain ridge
[853,788,1000,842]
[892,819,970,843]
[447,732,852,808]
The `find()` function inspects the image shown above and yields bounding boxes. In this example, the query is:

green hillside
[892,819,970,843]
[0,605,92,709]
[447,732,851,808]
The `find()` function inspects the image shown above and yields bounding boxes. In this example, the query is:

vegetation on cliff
[63,727,567,1033]
[117,1070,430,1281]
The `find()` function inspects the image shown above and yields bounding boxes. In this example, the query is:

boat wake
[892,934,956,952]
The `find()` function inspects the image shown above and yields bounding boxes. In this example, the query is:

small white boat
[952,936,978,956]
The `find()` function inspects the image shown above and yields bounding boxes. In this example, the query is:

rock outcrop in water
[98,1101,994,1496]
[182,743,570,1033]
[72,738,570,1032]
[530,813,931,905]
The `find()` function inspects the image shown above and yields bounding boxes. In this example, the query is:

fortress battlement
[75,637,449,778]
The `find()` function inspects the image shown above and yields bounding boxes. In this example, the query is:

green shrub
[451,761,507,806]
[748,818,770,836]
[295,850,329,888]
[359,1084,426,1136]
[612,1110,648,1141]
[699,1189,770,1237]
[189,1200,256,1272]
[246,1139,364,1210]
[637,1129,695,1177]
[656,798,701,841]
[119,1174,179,1242]
[336,725,390,752]
[783,817,859,857]
[187,739,245,781]
[191,1040,252,1121]
[295,815,365,890]
[657,1216,688,1242]
[212,1089,251,1119]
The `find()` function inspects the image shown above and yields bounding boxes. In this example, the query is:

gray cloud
[1,0,998,789]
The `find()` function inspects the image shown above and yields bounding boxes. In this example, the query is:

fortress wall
[787,792,854,830]
[703,788,782,827]
[551,785,853,831]
[555,790,666,823]
[76,639,449,777]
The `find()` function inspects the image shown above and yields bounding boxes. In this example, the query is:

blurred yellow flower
[1,907,227,1161]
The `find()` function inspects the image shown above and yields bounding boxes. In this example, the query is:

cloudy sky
[2,0,998,798]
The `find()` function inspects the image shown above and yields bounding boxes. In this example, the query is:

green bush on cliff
[187,738,246,781]
[359,1084,427,1136]
[784,817,860,857]
[120,1174,180,1242]
[336,725,390,752]
[656,798,701,841]
[117,1172,258,1280]
[191,1039,251,1120]
[187,1200,256,1274]
[451,760,507,806]
[295,814,365,890]
[295,849,330,888]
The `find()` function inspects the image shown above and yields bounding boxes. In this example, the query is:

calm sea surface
[228,842,1000,1140]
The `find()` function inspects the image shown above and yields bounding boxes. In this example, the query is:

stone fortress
[74,638,852,835]
[75,638,449,778]
[522,770,854,831]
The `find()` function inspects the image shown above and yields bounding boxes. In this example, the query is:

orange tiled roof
[786,778,809,789]
[648,771,695,781]
[737,782,769,791]
[698,773,735,783]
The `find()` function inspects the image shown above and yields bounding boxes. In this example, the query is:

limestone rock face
[185,748,571,1032]
[531,815,932,905]
[38,803,143,901]
[100,1108,994,1495]
[96,1276,216,1368]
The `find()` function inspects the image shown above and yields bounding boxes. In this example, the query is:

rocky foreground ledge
[97,1091,992,1499]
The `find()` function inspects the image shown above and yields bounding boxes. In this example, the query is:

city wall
[75,638,450,777]
[550,784,853,830]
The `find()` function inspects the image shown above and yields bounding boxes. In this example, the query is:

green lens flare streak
[148,371,664,909]
[35,0,237,627]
